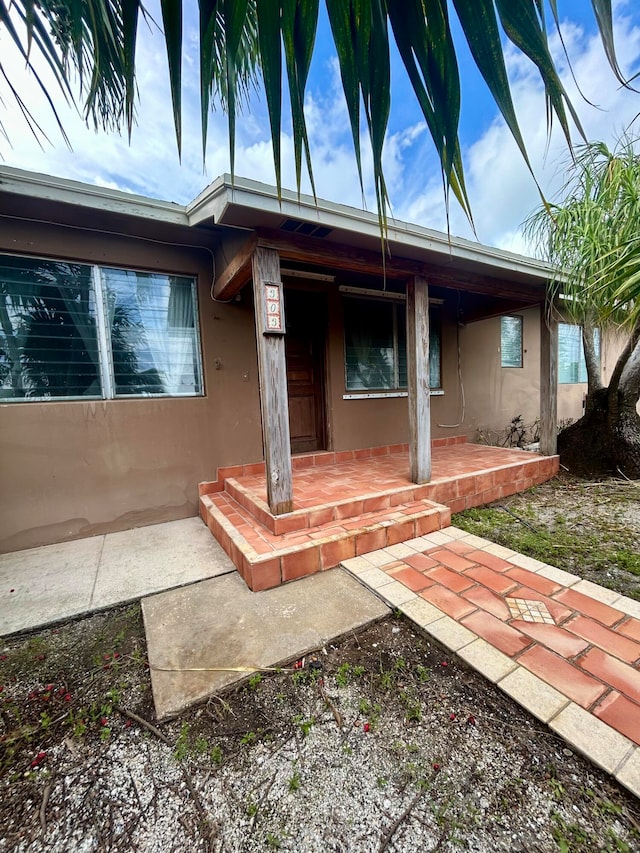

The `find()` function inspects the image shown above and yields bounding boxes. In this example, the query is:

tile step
[199,491,451,592]
[210,452,558,536]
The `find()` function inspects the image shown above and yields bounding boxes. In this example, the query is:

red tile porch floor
[342,527,640,797]
[198,438,559,592]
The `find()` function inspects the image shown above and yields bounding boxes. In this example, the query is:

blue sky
[2,1,640,253]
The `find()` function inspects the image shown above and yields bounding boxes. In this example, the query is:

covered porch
[196,177,561,591]
[199,439,559,591]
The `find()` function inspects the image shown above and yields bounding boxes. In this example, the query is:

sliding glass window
[0,254,203,401]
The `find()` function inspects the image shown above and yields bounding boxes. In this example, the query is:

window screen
[0,253,202,401]
[500,315,523,368]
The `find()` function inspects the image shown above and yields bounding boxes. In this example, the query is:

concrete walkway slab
[142,568,390,720]
[91,518,234,609]
[0,518,235,636]
[0,537,103,635]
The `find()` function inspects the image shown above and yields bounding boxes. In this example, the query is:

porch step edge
[200,493,451,592]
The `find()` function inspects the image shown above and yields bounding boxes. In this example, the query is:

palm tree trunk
[559,324,640,478]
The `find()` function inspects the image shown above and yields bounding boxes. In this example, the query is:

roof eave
[0,165,189,226]
[188,174,554,283]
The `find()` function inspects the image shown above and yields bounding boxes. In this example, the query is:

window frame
[342,294,442,396]
[558,322,600,385]
[500,314,523,368]
[0,251,204,403]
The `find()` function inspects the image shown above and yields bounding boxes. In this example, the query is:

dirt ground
[1,475,639,852]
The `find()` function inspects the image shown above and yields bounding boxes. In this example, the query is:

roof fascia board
[186,173,233,225]
[189,173,554,284]
[0,165,189,226]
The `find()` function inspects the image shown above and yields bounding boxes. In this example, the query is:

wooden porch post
[407,275,431,483]
[252,246,293,514]
[540,306,558,456]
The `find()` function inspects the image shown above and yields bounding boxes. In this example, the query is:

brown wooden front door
[284,289,327,454]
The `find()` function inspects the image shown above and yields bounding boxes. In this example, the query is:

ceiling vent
[280,217,332,239]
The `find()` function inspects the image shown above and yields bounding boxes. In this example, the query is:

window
[0,254,203,401]
[558,323,600,384]
[343,297,441,392]
[500,315,523,368]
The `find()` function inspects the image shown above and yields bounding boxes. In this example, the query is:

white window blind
[500,315,523,368]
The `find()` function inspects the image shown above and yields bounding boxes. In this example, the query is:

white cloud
[393,6,640,250]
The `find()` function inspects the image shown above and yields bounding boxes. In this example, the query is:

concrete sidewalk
[0,518,235,636]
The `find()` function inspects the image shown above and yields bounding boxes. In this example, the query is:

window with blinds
[500,315,523,368]
[343,296,441,392]
[558,323,600,384]
[0,253,203,401]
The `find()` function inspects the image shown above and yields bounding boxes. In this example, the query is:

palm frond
[524,136,640,330]
[2,0,637,226]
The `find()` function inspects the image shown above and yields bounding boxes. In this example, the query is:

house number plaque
[263,281,285,334]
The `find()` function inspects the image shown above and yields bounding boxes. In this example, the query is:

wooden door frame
[283,285,329,454]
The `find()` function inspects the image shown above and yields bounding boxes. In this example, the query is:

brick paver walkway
[342,526,640,800]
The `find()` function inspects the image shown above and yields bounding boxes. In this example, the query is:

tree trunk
[558,387,640,477]
[560,326,640,478]
[611,406,640,476]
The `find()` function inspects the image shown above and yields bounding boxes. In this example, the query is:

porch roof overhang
[188,174,553,309]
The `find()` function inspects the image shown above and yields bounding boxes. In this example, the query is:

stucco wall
[0,219,263,552]
[5,216,614,553]
[457,307,592,440]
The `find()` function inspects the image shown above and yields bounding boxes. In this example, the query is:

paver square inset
[506,597,555,624]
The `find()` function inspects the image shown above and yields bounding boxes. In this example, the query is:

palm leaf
[256,0,283,193]
[495,0,585,147]
[590,0,629,86]
[160,0,182,152]
[325,0,364,197]
[389,0,471,222]
[281,0,319,196]
[2,0,638,232]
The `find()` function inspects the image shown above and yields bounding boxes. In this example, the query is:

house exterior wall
[2,215,586,555]
[459,307,589,439]
[0,219,264,553]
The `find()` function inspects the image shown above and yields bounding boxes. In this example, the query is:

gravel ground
[1,476,640,852]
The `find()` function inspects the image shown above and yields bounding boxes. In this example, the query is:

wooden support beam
[540,307,558,456]
[407,275,432,483]
[461,298,539,324]
[213,233,258,300]
[252,246,294,515]
[256,227,547,302]
[256,227,420,279]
